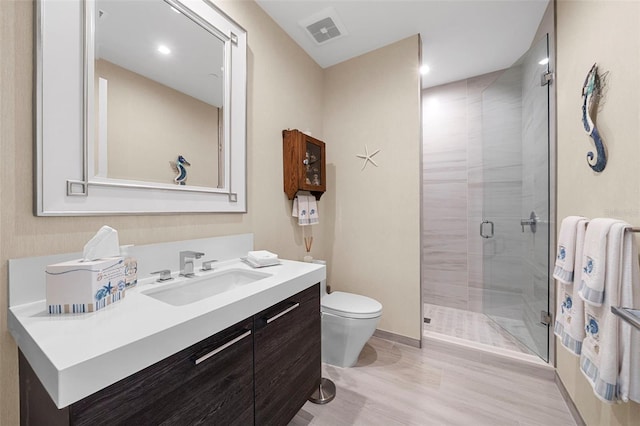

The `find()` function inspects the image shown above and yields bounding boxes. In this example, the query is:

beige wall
[556,0,640,424]
[323,36,423,341]
[95,59,220,187]
[0,0,421,423]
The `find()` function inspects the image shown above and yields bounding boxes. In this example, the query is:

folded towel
[579,218,625,306]
[308,196,319,225]
[554,218,588,355]
[579,221,626,403]
[618,228,640,403]
[554,216,588,284]
[248,250,279,266]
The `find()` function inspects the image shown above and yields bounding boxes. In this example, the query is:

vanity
[9,234,325,425]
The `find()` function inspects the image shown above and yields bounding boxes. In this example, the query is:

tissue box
[45,257,126,314]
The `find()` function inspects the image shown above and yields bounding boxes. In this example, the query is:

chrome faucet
[179,251,205,277]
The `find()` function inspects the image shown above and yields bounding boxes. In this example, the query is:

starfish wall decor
[356,145,380,170]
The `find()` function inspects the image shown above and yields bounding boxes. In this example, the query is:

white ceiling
[96,0,225,106]
[255,0,550,88]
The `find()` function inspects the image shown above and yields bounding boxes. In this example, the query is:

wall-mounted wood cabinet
[283,129,326,200]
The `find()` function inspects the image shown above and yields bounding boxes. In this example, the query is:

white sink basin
[142,268,271,306]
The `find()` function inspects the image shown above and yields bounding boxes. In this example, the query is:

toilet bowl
[320,280,382,368]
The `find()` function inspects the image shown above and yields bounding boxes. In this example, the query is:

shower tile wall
[422,71,503,312]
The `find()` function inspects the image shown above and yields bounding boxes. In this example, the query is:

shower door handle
[480,220,494,239]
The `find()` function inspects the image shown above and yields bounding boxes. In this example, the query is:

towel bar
[611,307,640,331]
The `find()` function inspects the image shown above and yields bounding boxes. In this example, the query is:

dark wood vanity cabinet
[20,318,255,426]
[254,284,321,425]
[283,129,326,200]
[19,284,321,426]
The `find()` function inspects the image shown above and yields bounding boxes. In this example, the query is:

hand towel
[554,218,588,355]
[292,194,310,225]
[308,196,319,225]
[298,195,310,226]
[618,228,640,403]
[579,221,626,403]
[579,218,625,306]
[554,216,588,284]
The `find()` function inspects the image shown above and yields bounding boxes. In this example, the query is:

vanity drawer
[20,318,254,425]
[72,318,254,425]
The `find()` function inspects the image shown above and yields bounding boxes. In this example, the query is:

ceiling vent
[299,8,348,45]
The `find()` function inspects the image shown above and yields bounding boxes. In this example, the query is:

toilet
[320,279,383,368]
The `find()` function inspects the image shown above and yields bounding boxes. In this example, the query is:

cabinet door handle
[194,330,252,366]
[266,303,300,324]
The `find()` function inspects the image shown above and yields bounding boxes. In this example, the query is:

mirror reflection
[93,0,224,188]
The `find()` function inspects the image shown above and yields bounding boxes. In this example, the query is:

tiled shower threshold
[423,303,548,366]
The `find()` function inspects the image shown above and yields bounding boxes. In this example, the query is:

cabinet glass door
[304,140,322,187]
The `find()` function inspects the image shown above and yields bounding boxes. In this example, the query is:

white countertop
[9,258,325,408]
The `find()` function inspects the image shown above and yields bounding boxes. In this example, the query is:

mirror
[92,0,223,188]
[35,0,247,215]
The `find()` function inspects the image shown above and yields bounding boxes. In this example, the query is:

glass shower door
[481,35,550,361]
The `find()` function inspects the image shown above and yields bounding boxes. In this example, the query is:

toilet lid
[322,291,382,319]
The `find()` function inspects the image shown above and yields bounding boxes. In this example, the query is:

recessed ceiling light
[538,57,549,65]
[157,45,171,55]
[420,64,430,75]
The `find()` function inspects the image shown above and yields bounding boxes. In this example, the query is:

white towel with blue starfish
[554,218,588,355]
[579,218,625,306]
[554,216,588,284]
[579,221,627,403]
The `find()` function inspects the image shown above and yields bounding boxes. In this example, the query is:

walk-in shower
[422,34,553,362]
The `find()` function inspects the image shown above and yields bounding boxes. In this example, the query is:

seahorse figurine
[170,155,191,185]
[582,63,606,172]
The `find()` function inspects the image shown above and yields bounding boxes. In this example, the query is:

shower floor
[423,303,535,356]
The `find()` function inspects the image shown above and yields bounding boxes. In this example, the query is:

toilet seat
[321,291,382,319]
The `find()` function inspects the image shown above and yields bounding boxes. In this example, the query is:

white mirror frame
[35,0,247,215]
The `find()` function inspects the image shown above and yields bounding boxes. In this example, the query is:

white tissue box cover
[45,257,125,314]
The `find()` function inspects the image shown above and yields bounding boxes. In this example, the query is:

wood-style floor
[290,337,577,426]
